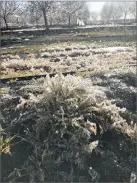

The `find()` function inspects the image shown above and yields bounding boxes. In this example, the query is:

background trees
[76,3,90,25]
[100,2,134,25]
[90,12,98,24]
[101,2,122,24]
[61,1,85,26]
[0,1,136,29]
[47,2,63,26]
[101,3,112,24]
[130,2,136,19]
[0,1,20,29]
[109,2,122,24]
[27,2,42,27]
[28,1,54,32]
[118,2,134,26]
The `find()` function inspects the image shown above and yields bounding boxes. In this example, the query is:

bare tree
[15,2,30,27]
[30,1,54,32]
[61,1,85,26]
[110,3,122,24]
[76,4,90,25]
[28,2,42,27]
[118,2,133,27]
[101,3,112,24]
[101,2,123,25]
[47,2,62,26]
[0,1,20,29]
[90,12,98,24]
[129,2,136,19]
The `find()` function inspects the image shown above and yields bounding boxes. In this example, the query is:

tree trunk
[113,17,115,25]
[124,13,127,33]
[49,18,53,26]
[42,9,49,33]
[68,15,71,26]
[35,12,39,28]
[36,19,38,28]
[3,17,8,29]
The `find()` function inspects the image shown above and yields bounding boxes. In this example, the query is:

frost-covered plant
[8,74,136,182]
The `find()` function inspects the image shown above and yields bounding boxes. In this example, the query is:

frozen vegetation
[0,34,136,182]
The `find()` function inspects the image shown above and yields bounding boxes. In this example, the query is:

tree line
[0,1,136,31]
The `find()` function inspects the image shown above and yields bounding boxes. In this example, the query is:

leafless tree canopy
[0,1,136,29]
[129,2,136,19]
[29,1,54,32]
[90,12,98,24]
[119,2,134,26]
[61,1,85,25]
[0,1,20,29]
[101,2,135,25]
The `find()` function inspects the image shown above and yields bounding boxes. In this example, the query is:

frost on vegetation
[84,140,99,153]
[1,46,135,78]
[130,172,136,183]
[99,47,134,53]
[88,167,100,182]
[41,52,51,58]
[5,74,136,182]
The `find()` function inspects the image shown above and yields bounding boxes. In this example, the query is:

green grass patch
[0,40,135,56]
[1,29,135,49]
[0,45,44,55]
[77,31,134,37]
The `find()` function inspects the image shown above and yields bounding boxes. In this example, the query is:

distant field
[1,30,136,47]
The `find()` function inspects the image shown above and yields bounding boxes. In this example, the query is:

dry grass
[1,46,136,79]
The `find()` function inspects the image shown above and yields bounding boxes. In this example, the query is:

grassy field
[0,41,136,79]
[1,30,136,47]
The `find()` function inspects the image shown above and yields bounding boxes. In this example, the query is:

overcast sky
[87,2,105,12]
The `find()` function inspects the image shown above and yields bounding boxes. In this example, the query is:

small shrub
[8,74,136,182]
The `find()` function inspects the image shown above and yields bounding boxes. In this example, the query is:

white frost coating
[130,172,136,183]
[85,140,99,153]
[94,47,134,53]
[88,166,100,181]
